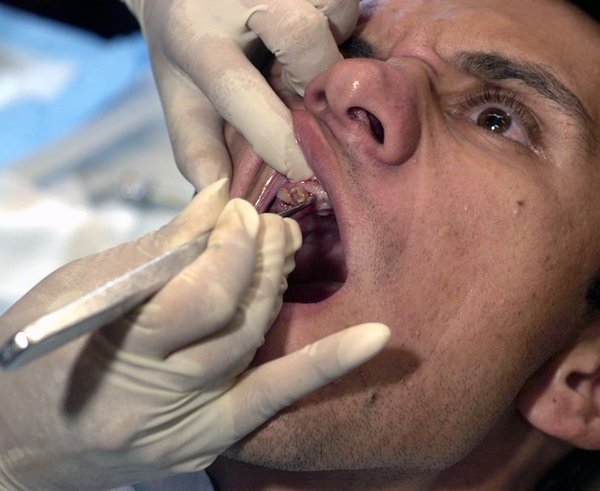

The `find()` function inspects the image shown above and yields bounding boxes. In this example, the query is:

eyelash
[455,85,542,149]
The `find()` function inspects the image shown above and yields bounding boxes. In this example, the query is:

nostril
[347,107,385,144]
[367,111,385,144]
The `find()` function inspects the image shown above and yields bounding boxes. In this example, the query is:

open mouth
[255,171,347,304]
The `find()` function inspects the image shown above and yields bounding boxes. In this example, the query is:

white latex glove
[0,180,390,490]
[121,0,360,189]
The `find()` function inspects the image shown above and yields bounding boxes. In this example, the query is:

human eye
[453,85,542,151]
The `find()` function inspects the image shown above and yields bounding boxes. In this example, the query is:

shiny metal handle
[0,233,210,370]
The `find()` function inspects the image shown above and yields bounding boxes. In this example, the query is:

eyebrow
[455,51,595,148]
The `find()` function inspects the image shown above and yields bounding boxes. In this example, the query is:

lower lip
[284,281,344,303]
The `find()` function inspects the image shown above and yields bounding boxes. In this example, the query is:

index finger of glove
[117,199,261,357]
[186,40,312,181]
[154,63,233,190]
[225,323,391,442]
[246,0,359,95]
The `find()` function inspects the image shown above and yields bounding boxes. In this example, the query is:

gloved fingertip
[211,177,231,195]
[190,168,226,192]
[177,178,229,220]
[218,198,260,238]
[336,323,391,372]
[188,178,229,207]
[162,179,231,243]
[281,69,306,97]
[284,145,313,182]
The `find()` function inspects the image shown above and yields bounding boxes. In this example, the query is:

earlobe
[518,320,600,450]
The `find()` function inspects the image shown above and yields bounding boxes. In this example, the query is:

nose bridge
[303,58,423,166]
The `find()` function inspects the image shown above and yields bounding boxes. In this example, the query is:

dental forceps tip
[276,194,316,218]
[0,232,210,371]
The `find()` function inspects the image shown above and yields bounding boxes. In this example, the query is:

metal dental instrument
[0,196,316,371]
[275,193,315,218]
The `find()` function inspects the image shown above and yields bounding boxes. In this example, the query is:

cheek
[347,156,587,371]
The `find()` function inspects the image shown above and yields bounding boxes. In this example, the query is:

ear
[518,317,600,450]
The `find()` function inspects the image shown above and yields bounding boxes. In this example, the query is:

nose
[303,59,421,166]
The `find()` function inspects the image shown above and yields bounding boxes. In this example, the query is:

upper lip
[240,106,349,277]
[250,111,339,218]
[289,108,347,236]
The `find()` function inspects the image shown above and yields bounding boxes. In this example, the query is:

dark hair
[568,2,600,23]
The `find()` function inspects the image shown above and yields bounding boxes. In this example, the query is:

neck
[208,412,571,491]
[208,460,432,491]
[431,411,571,490]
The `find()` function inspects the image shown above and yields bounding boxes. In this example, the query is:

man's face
[225,0,600,474]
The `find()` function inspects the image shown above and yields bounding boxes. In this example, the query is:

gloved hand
[121,0,359,189]
[0,180,390,490]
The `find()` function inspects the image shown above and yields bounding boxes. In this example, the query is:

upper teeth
[290,186,310,204]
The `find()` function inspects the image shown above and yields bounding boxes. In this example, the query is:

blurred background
[0,0,193,313]
[0,0,139,38]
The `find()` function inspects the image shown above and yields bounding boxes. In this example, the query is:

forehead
[358,0,600,127]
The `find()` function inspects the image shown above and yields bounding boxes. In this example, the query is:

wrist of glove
[0,180,389,490]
